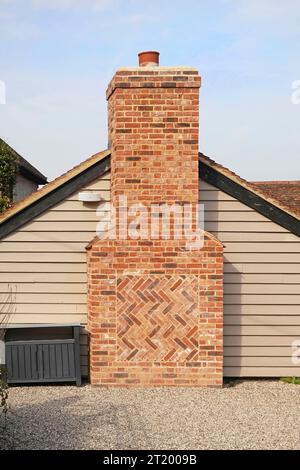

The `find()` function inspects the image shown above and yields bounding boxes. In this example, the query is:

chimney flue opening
[138,51,160,67]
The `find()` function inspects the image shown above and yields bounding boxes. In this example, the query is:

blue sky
[0,0,300,181]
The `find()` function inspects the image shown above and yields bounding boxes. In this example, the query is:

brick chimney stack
[106,52,201,212]
[87,53,223,388]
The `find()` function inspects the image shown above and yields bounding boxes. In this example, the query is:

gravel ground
[1,380,300,450]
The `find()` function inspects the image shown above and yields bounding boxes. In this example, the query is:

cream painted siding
[1,169,299,379]
[0,171,111,376]
[200,180,300,377]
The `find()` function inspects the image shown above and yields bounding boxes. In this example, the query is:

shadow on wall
[73,326,90,379]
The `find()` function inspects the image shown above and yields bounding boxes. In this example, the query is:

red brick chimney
[87,53,223,387]
[107,54,201,211]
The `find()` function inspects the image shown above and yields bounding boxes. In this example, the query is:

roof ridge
[0,148,298,235]
[0,137,47,183]
[252,180,300,184]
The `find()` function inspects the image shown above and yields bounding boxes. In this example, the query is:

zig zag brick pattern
[117,275,199,363]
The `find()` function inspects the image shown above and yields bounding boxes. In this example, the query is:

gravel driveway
[1,380,300,450]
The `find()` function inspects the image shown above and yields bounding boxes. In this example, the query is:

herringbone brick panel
[117,275,199,363]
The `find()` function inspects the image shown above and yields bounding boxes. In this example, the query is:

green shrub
[0,139,19,212]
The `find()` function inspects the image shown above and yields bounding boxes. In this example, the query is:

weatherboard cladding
[0,171,111,377]
[1,153,299,240]
[0,154,299,377]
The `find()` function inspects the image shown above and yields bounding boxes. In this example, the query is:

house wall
[13,174,38,202]
[200,180,300,377]
[0,171,110,376]
[1,170,299,378]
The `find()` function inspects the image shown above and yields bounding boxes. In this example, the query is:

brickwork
[87,238,223,387]
[87,63,224,387]
[107,67,201,210]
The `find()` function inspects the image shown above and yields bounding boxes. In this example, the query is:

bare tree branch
[0,285,16,340]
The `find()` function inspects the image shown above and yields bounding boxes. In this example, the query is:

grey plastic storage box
[3,324,82,386]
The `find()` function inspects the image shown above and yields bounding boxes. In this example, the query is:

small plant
[0,284,16,425]
[280,376,300,385]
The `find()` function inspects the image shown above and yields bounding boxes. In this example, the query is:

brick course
[87,64,224,387]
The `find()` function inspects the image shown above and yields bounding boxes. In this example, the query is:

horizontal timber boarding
[224,367,300,377]
[200,181,300,377]
[0,172,110,377]
[1,172,299,378]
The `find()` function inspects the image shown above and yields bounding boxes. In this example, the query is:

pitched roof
[0,149,110,236]
[0,149,299,239]
[199,153,300,220]
[18,155,47,185]
[0,138,47,185]
[251,181,300,217]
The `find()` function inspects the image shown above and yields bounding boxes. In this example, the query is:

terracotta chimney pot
[138,51,160,67]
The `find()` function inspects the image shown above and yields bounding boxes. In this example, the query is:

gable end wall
[1,169,299,377]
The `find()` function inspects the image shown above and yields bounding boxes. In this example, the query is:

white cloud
[0,0,121,10]
[0,0,41,40]
[31,0,119,10]
[233,0,300,20]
